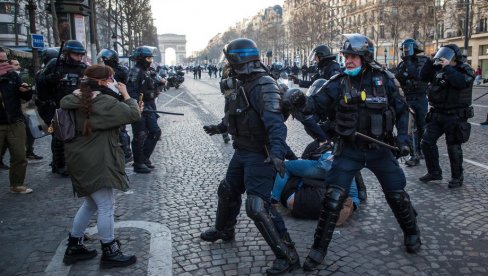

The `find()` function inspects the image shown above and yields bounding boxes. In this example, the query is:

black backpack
[51,108,76,142]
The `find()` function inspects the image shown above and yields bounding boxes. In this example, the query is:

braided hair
[79,64,115,136]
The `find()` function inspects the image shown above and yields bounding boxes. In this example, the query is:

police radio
[344,89,366,104]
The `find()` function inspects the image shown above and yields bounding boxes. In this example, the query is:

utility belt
[232,142,268,155]
[431,106,474,119]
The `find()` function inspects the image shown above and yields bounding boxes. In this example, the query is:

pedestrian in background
[61,64,140,267]
[475,65,482,85]
[0,49,33,194]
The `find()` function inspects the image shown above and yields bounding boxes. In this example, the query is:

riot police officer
[294,44,341,88]
[35,47,59,125]
[38,40,87,176]
[127,46,161,173]
[97,48,132,163]
[395,38,430,166]
[419,44,474,188]
[290,34,420,271]
[200,38,300,275]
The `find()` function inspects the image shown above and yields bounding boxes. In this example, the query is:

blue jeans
[71,188,115,243]
[272,152,360,208]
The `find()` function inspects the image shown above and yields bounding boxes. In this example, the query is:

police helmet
[41,47,59,65]
[399,38,423,57]
[63,40,86,55]
[308,45,335,64]
[97,48,119,65]
[131,46,157,61]
[270,62,284,79]
[306,78,327,96]
[434,44,463,62]
[223,38,260,65]
[340,34,375,62]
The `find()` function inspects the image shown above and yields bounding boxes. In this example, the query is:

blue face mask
[344,66,362,77]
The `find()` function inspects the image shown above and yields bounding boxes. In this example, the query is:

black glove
[285,150,298,160]
[203,125,222,136]
[289,89,306,109]
[399,144,410,157]
[334,99,358,140]
[45,72,62,83]
[265,155,285,178]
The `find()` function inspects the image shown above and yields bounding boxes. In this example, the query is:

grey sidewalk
[0,74,487,275]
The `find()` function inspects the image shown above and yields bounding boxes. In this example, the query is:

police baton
[142,110,184,116]
[354,132,400,152]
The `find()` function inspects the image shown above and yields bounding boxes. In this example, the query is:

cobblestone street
[1,73,487,276]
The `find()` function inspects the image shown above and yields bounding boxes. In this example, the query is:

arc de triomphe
[158,33,186,65]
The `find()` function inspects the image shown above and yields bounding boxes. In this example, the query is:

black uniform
[396,52,429,166]
[299,60,341,88]
[419,45,474,188]
[127,63,161,172]
[201,38,299,275]
[37,57,86,175]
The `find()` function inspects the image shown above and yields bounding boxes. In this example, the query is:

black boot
[201,180,240,242]
[63,233,97,265]
[384,190,421,254]
[245,195,300,275]
[133,163,151,173]
[419,142,442,182]
[144,159,155,169]
[355,171,367,201]
[447,145,464,188]
[100,240,137,268]
[303,186,347,271]
[200,227,235,242]
[405,155,420,167]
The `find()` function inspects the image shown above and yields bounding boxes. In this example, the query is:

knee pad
[217,179,238,200]
[323,186,347,211]
[245,195,268,221]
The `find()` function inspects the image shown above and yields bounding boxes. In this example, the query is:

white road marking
[443,154,488,170]
[160,91,196,108]
[44,220,172,276]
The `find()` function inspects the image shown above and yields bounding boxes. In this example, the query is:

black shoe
[27,153,44,160]
[480,121,488,126]
[448,176,464,188]
[124,155,133,164]
[53,167,69,177]
[405,234,422,254]
[419,173,442,182]
[302,256,322,271]
[133,163,151,173]
[405,157,420,167]
[144,160,155,169]
[266,257,300,275]
[63,234,97,265]
[200,227,235,242]
[100,240,137,268]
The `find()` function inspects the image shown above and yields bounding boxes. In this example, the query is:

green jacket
[60,90,141,197]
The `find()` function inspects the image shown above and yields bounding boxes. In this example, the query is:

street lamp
[384,47,388,68]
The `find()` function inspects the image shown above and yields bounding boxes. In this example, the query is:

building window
[0,23,21,34]
[0,3,15,14]
[479,18,487,33]
[480,45,488,56]
[435,0,444,7]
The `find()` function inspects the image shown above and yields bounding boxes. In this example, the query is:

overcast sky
[150,0,284,56]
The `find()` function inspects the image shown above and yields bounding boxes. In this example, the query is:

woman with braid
[60,64,141,267]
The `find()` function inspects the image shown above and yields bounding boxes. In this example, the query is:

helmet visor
[223,47,260,64]
[401,42,415,57]
[341,34,374,55]
[433,47,455,63]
